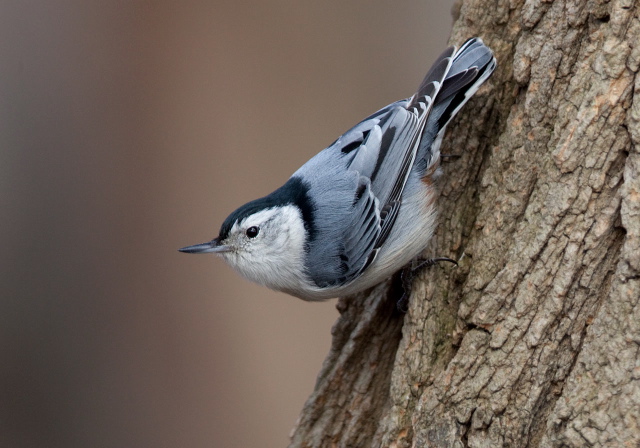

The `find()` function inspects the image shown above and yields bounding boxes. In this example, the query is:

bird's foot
[396,257,458,312]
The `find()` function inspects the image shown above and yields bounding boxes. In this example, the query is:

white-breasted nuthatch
[180,38,496,301]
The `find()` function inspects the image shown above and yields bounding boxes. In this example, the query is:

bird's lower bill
[179,239,232,254]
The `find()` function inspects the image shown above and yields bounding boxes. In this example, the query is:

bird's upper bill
[179,238,232,254]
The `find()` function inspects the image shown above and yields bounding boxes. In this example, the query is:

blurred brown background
[0,1,454,447]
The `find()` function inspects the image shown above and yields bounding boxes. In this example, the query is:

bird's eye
[246,226,260,238]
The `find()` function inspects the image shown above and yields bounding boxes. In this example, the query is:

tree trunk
[288,1,640,447]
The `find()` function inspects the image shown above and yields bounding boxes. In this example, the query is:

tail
[409,38,496,167]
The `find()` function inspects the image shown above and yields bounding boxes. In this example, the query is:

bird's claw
[396,256,458,312]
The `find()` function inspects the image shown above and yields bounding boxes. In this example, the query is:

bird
[180,37,496,301]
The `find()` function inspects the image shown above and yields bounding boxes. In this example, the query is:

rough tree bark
[288,1,640,447]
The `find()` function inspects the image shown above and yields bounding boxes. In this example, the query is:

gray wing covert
[305,105,428,288]
[318,176,381,287]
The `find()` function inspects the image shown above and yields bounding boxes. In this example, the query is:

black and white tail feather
[410,37,497,172]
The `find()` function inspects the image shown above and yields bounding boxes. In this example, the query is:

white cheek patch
[275,206,307,248]
[224,205,310,291]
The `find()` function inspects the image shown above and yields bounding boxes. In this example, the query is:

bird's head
[180,201,309,291]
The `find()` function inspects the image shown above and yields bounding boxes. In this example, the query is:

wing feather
[300,38,496,288]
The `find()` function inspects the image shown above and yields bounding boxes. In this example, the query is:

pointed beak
[179,238,232,254]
